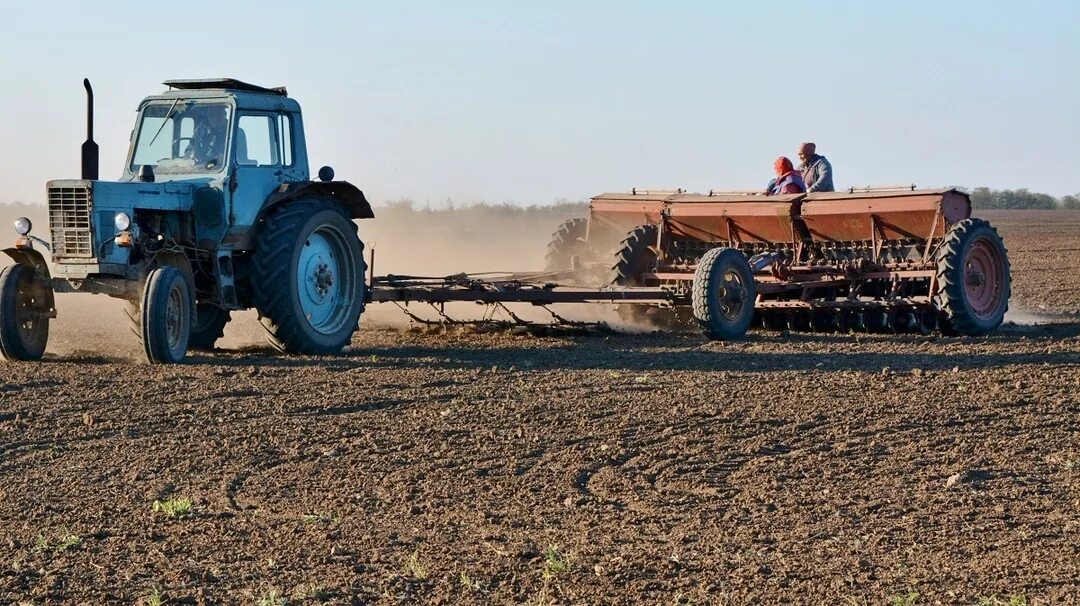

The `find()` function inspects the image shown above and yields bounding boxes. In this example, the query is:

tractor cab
[125,79,310,184]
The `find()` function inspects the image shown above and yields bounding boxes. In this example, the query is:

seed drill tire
[935,218,1011,336]
[692,247,756,340]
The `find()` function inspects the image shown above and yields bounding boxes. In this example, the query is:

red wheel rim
[964,236,1005,319]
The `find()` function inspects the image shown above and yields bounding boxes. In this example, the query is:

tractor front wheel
[0,263,51,361]
[139,265,193,364]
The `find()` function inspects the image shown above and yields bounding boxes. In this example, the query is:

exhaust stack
[81,78,99,181]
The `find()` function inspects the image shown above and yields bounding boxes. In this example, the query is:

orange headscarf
[774,156,794,177]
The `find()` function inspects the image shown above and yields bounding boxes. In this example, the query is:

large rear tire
[0,264,50,361]
[544,218,589,272]
[140,266,193,364]
[609,224,679,326]
[189,304,231,350]
[692,247,756,340]
[252,198,366,354]
[609,224,658,287]
[935,218,1010,336]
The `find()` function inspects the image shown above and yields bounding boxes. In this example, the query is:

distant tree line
[968,187,1080,210]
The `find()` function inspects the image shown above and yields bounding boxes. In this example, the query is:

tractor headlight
[14,217,32,236]
[114,212,132,232]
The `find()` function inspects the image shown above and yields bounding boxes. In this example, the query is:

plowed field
[1,209,1078,605]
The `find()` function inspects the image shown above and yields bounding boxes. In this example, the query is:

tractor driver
[189,105,229,169]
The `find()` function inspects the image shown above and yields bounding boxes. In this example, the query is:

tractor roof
[163,78,287,96]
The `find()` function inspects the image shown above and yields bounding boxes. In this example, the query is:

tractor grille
[49,184,94,258]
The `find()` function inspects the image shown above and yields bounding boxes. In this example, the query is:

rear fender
[263,181,374,220]
[2,247,56,309]
[222,180,374,250]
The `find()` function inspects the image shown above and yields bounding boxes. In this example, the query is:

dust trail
[1004,307,1078,325]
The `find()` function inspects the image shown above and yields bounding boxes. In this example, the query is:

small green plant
[146,587,164,606]
[542,543,572,579]
[32,532,81,554]
[890,590,919,606]
[56,534,81,551]
[301,513,332,524]
[403,550,428,580]
[152,497,193,518]
[634,374,650,384]
[256,587,285,606]
[459,571,484,592]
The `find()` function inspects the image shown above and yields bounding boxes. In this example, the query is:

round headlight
[114,212,132,232]
[14,217,32,236]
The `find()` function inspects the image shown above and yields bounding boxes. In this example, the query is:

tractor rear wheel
[609,224,674,326]
[139,265,193,364]
[0,263,50,361]
[544,218,589,272]
[609,224,658,286]
[252,198,366,354]
[935,218,1010,336]
[692,247,756,340]
[189,304,231,350]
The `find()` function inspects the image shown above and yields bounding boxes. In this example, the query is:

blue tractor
[1,79,373,363]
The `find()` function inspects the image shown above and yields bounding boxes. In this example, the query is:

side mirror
[318,166,335,182]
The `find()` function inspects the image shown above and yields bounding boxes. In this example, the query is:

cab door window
[235,113,280,167]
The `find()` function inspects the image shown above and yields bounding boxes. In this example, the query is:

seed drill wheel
[0,263,50,361]
[692,247,756,340]
[935,218,1011,336]
[544,217,589,272]
[253,198,367,354]
[139,266,193,364]
[189,304,231,350]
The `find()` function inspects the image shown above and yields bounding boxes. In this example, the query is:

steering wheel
[173,136,194,159]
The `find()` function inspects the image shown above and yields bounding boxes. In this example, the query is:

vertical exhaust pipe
[81,78,99,181]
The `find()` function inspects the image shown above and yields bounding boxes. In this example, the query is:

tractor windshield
[130,102,232,175]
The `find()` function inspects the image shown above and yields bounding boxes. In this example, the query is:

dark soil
[1,212,1079,605]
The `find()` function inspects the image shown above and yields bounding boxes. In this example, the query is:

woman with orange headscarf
[766,156,806,196]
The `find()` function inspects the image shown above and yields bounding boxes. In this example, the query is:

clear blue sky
[1,1,1077,206]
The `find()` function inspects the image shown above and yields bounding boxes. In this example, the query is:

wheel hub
[295,226,357,336]
[313,263,335,297]
[719,274,747,318]
[964,237,1004,318]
